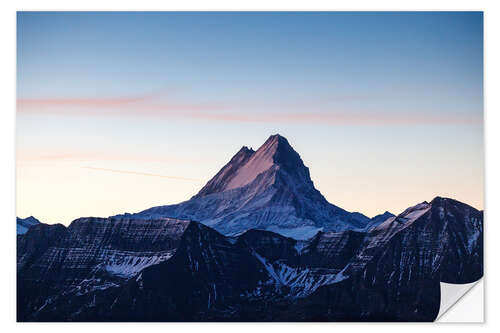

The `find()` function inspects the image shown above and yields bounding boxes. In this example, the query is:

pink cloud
[17,96,149,107]
[17,94,229,117]
[16,94,482,126]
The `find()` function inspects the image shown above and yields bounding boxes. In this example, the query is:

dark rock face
[237,229,300,265]
[19,217,189,284]
[347,197,483,284]
[301,230,366,269]
[24,222,270,321]
[291,197,484,322]
[17,223,67,272]
[430,197,483,283]
[110,222,275,321]
[17,196,483,322]
[17,217,190,321]
[17,223,68,321]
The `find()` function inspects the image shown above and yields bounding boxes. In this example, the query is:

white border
[2,1,498,331]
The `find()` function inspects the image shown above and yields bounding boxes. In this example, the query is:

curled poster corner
[436,279,484,322]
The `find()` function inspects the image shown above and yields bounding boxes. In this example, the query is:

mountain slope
[17,216,41,235]
[364,211,394,231]
[125,134,370,239]
[16,217,190,321]
[290,197,484,321]
[17,197,483,321]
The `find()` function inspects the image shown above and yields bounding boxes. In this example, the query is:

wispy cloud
[17,93,482,126]
[82,166,201,181]
[17,94,229,117]
[17,96,150,107]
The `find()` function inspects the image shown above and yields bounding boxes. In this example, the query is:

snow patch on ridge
[103,250,176,277]
[395,202,431,224]
[294,241,308,254]
[252,250,347,297]
[266,225,323,240]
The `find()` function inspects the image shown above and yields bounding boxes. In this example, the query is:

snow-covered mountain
[124,134,372,239]
[16,216,41,235]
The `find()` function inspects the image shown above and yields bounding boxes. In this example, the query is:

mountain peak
[266,133,287,143]
[134,134,371,237]
[261,134,293,154]
[237,145,255,154]
[193,134,308,198]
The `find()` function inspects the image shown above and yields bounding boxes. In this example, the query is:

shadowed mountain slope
[17,197,483,321]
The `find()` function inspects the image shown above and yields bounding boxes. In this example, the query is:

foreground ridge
[17,196,483,321]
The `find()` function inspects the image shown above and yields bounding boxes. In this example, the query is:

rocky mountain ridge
[17,196,483,321]
[17,216,41,235]
[16,135,483,321]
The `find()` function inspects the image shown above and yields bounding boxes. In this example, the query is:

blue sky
[16,12,484,224]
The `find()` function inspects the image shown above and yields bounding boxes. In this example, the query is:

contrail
[83,166,201,181]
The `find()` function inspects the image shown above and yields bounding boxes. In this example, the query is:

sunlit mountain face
[123,135,374,240]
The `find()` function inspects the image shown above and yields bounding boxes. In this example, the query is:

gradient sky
[16,12,484,225]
